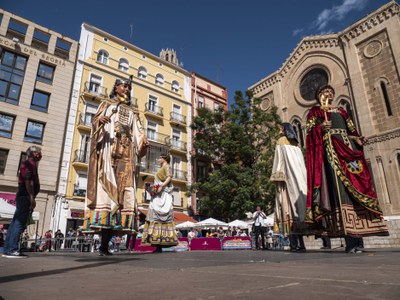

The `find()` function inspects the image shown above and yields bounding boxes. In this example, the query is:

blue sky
[1,0,392,105]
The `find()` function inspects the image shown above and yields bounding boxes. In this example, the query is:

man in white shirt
[252,206,267,250]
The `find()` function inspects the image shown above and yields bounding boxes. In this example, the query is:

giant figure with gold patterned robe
[84,79,147,255]
[306,85,388,252]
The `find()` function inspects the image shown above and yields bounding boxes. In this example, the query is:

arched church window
[380,81,392,116]
[292,119,304,148]
[299,68,329,101]
[338,99,355,124]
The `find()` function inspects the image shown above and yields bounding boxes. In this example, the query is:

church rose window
[299,68,329,101]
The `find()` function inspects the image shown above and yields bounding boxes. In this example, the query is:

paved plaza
[1,248,400,300]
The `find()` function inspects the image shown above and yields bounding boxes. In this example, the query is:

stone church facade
[249,2,400,246]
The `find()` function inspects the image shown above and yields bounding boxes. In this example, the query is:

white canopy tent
[0,199,40,224]
[194,217,228,228]
[0,199,16,223]
[175,221,196,230]
[228,219,249,229]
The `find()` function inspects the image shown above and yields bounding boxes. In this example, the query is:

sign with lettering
[0,36,66,66]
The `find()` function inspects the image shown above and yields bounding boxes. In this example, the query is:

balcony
[169,112,186,126]
[31,37,48,52]
[6,29,25,43]
[140,162,187,182]
[72,149,89,169]
[167,138,187,154]
[144,102,163,119]
[172,169,187,182]
[54,47,69,60]
[73,184,86,198]
[140,162,159,175]
[145,130,169,145]
[83,81,108,100]
[77,113,94,130]
[131,97,138,110]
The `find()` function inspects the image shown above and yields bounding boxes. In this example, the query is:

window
[0,148,9,174]
[171,156,181,178]
[24,120,45,144]
[172,80,179,92]
[147,121,157,141]
[0,50,27,105]
[380,81,392,116]
[32,29,50,51]
[97,50,109,64]
[397,153,400,180]
[31,90,50,112]
[299,68,329,101]
[36,63,55,84]
[214,102,222,112]
[196,161,207,182]
[172,187,181,206]
[0,112,16,138]
[198,96,204,108]
[138,66,147,79]
[84,104,97,125]
[338,99,355,125]
[292,119,304,148]
[79,134,90,163]
[55,38,71,59]
[118,58,129,72]
[148,95,158,112]
[7,19,27,42]
[89,74,102,93]
[172,128,181,148]
[74,172,88,197]
[17,152,27,176]
[155,74,164,86]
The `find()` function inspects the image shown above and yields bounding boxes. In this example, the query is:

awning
[139,209,197,224]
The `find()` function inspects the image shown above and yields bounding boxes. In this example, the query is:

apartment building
[191,73,228,215]
[0,10,78,235]
[53,23,194,234]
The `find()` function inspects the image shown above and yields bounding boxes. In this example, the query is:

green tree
[191,90,281,220]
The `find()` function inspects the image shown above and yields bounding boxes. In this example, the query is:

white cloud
[292,28,304,37]
[314,0,369,31]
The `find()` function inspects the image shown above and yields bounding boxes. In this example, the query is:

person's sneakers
[347,248,363,254]
[2,250,28,258]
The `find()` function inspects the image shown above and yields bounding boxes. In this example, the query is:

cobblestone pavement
[1,248,400,300]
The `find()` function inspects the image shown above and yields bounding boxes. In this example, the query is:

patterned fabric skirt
[141,221,178,247]
[83,208,137,234]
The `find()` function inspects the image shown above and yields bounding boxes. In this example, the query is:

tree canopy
[191,90,281,220]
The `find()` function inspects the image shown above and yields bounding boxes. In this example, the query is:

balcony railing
[145,130,169,145]
[73,184,86,197]
[78,113,95,127]
[84,81,108,98]
[167,138,187,152]
[140,162,187,181]
[6,29,25,43]
[144,102,163,117]
[73,149,89,164]
[54,47,70,60]
[170,112,186,125]
[172,169,187,181]
[31,37,48,52]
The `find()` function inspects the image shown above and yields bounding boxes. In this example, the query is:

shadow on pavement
[0,256,144,284]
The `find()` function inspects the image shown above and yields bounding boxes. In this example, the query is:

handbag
[26,212,35,226]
